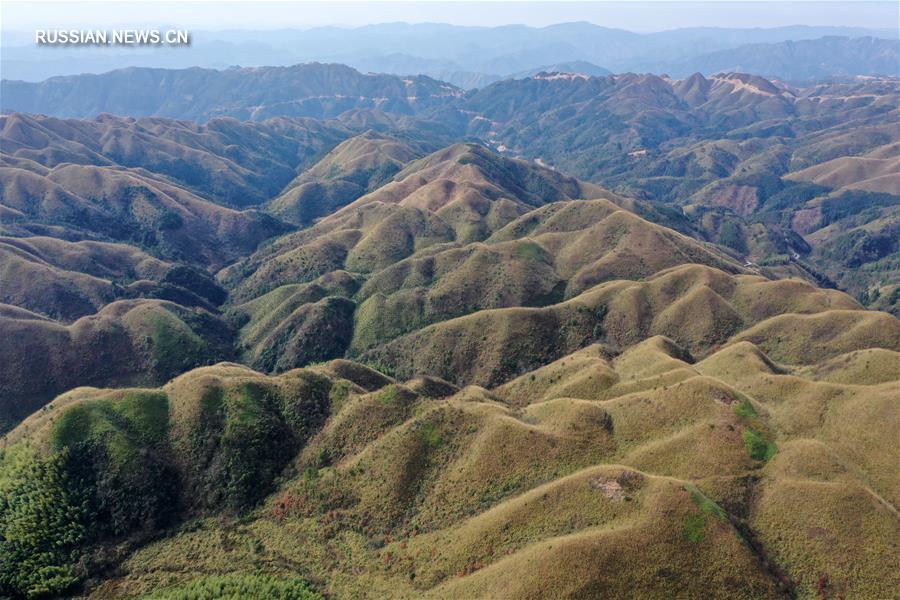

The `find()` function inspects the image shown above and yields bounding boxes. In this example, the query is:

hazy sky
[4,1,899,32]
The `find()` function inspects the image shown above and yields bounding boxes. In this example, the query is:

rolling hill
[2,328,896,598]
[0,236,224,321]
[0,80,898,600]
[0,112,350,207]
[267,130,441,225]
[3,65,896,311]
[0,299,234,431]
[785,142,900,194]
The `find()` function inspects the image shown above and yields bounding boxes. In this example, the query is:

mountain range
[0,54,898,600]
[4,64,898,308]
[2,22,898,85]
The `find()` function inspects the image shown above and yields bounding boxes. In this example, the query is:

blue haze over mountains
[2,22,898,86]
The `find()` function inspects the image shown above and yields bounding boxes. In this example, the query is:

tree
[0,447,87,598]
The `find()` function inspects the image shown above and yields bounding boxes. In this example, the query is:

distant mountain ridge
[0,63,462,121]
[2,21,897,85]
[660,36,900,80]
[509,60,612,79]
[5,61,897,122]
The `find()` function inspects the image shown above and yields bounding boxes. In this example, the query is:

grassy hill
[0,300,234,431]
[4,67,898,307]
[0,112,349,208]
[268,131,441,226]
[3,328,896,598]
[0,236,224,321]
[0,105,897,599]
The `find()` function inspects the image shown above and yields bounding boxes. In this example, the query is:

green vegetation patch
[688,486,727,520]
[681,485,728,543]
[718,219,747,254]
[376,384,401,406]
[682,513,707,542]
[142,573,322,600]
[149,311,206,371]
[417,421,443,450]
[328,379,353,412]
[743,428,777,462]
[50,392,178,537]
[515,241,545,262]
[218,382,296,511]
[51,391,170,460]
[0,445,88,599]
[2,392,174,597]
[733,397,758,419]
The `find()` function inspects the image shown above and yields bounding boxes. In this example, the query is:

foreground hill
[2,330,897,598]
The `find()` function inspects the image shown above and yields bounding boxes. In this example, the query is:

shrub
[718,219,747,254]
[50,392,178,536]
[143,573,322,599]
[156,210,184,231]
[219,383,297,511]
[733,398,758,419]
[743,428,777,462]
[418,422,443,449]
